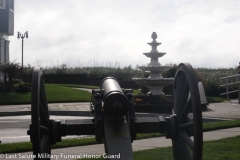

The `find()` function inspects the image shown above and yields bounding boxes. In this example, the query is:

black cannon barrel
[100,77,129,118]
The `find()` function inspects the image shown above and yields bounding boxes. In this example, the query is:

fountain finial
[151,32,157,41]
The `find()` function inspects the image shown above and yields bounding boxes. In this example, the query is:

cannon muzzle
[100,77,129,118]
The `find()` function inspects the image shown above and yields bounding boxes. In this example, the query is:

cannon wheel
[31,67,51,159]
[172,63,203,160]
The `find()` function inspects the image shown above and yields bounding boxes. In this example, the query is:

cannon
[100,77,130,118]
[27,63,202,160]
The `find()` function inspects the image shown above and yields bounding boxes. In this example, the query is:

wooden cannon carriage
[27,63,203,160]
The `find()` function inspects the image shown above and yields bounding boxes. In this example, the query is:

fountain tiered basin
[133,32,174,95]
[138,66,171,73]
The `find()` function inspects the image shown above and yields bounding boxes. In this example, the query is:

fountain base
[134,94,171,105]
[147,86,164,95]
[133,78,174,96]
[134,95,172,113]
[134,104,172,114]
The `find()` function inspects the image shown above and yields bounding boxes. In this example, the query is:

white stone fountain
[133,32,174,95]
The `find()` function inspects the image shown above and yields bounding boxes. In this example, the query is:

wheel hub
[165,114,179,140]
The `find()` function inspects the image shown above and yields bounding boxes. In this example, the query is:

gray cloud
[9,0,240,68]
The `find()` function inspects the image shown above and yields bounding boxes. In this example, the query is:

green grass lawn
[78,135,240,160]
[0,84,146,105]
[207,96,226,103]
[5,136,240,160]
[0,81,227,105]
[0,91,31,105]
[203,119,240,132]
[59,84,99,89]
[45,84,91,102]
[137,135,240,160]
[0,84,92,105]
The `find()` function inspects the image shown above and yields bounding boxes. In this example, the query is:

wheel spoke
[39,102,48,120]
[180,131,194,150]
[174,72,190,117]
[40,125,49,134]
[40,82,48,107]
[172,139,192,160]
[177,81,189,115]
[175,73,183,114]
[40,134,50,154]
[176,74,187,114]
[39,102,49,126]
[178,97,192,123]
[173,73,180,113]
[173,88,177,113]
[179,122,193,130]
[40,80,49,118]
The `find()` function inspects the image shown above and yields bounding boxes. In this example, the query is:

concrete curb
[0,111,31,116]
[0,111,229,123]
[0,111,93,117]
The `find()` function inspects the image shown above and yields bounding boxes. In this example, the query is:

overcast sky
[8,0,240,69]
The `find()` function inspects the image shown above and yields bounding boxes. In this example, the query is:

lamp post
[17,31,28,68]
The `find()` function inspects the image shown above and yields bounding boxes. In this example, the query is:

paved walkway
[0,100,240,119]
[202,100,240,119]
[0,102,92,117]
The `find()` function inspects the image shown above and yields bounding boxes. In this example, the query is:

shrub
[162,64,177,78]
[41,64,143,80]
[0,61,21,85]
[15,81,32,93]
[162,64,177,95]
[0,83,14,92]
[12,79,21,84]
[139,86,150,94]
[195,68,239,97]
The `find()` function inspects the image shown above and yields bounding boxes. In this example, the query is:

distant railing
[219,74,240,104]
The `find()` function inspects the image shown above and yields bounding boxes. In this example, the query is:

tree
[0,61,21,85]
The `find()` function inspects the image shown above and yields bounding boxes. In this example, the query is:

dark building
[0,0,14,35]
[0,0,14,79]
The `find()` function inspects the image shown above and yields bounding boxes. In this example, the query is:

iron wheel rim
[172,63,203,160]
[31,67,51,159]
